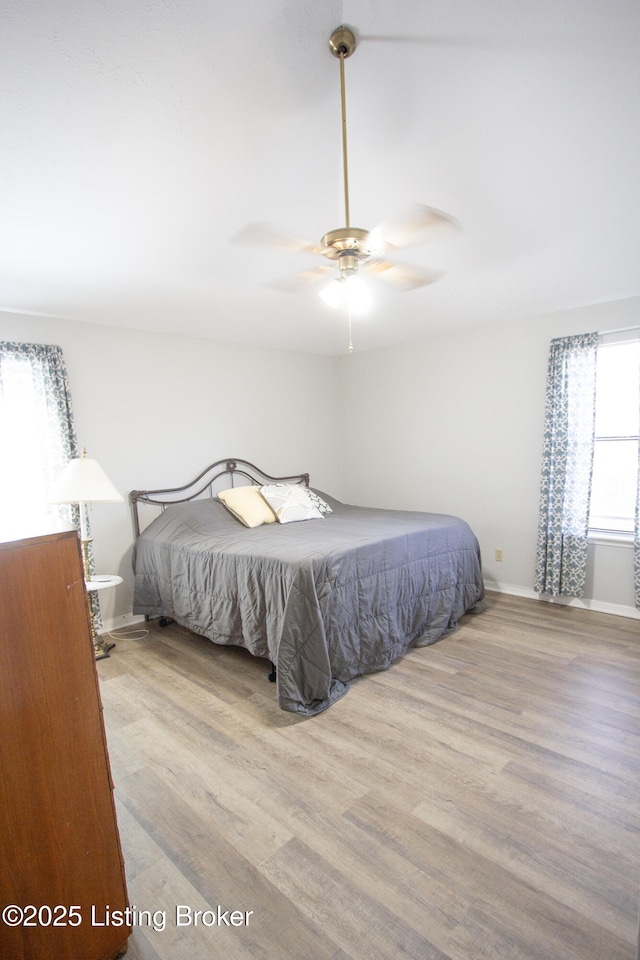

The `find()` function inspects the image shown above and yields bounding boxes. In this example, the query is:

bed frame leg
[268,661,276,683]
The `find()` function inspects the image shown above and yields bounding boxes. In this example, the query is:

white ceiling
[2,0,639,355]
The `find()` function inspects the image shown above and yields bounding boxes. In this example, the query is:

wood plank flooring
[96,591,640,960]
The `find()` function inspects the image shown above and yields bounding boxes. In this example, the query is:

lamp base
[94,636,115,660]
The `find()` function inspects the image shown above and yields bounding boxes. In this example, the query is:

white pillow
[259,483,325,523]
[217,486,276,527]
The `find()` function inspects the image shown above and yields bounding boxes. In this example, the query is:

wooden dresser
[0,529,130,960]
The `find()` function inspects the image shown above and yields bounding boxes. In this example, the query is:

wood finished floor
[97,591,640,960]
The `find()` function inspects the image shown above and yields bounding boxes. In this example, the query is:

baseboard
[104,591,640,633]
[100,613,147,634]
[484,579,640,622]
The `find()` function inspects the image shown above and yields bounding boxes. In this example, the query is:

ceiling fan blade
[232,222,324,256]
[369,203,460,252]
[364,258,443,291]
[265,264,335,292]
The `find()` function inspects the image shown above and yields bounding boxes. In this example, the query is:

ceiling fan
[235,25,459,345]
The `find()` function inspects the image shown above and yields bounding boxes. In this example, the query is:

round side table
[85,575,123,660]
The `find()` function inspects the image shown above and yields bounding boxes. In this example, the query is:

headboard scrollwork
[130,457,310,537]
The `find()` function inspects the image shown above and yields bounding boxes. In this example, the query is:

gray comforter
[132,493,485,714]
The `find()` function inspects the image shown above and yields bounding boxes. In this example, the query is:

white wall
[0,312,344,626]
[3,294,638,625]
[338,295,640,619]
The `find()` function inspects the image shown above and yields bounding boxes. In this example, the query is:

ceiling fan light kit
[318,269,372,314]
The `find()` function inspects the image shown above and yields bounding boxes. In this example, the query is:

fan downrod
[329,25,356,58]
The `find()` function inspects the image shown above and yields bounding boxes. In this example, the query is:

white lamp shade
[318,277,344,309]
[318,272,372,314]
[48,457,124,504]
[343,273,372,313]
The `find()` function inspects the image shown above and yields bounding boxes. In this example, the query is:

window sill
[588,530,635,547]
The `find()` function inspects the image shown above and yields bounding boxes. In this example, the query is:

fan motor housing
[321,227,376,260]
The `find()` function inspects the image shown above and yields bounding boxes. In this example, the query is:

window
[535,329,640,606]
[588,336,640,537]
[0,342,78,541]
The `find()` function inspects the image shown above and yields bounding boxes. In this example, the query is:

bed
[131,458,485,715]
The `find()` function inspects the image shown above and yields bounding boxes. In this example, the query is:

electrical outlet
[494,548,503,562]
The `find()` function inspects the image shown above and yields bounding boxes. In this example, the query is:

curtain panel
[534,332,599,598]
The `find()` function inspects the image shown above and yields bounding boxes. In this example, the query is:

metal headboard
[130,457,310,537]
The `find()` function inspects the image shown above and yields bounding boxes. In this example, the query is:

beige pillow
[217,486,276,528]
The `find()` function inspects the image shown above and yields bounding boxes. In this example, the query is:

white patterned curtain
[535,332,599,597]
